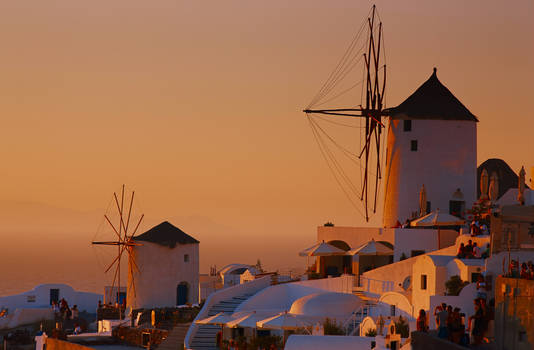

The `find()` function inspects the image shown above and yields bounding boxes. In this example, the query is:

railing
[342,305,371,336]
[184,276,271,349]
[359,276,394,295]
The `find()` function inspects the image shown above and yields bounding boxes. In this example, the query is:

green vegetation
[395,316,410,338]
[365,328,377,337]
[323,317,345,335]
[445,275,469,296]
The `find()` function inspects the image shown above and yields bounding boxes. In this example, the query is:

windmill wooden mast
[303,5,387,222]
[92,185,144,317]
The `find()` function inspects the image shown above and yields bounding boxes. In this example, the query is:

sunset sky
[1,0,532,294]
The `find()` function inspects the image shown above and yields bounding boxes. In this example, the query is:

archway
[325,240,351,275]
[177,282,189,306]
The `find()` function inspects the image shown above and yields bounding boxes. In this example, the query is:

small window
[184,254,189,262]
[411,140,418,151]
[421,274,427,290]
[471,272,481,283]
[390,305,396,316]
[403,120,412,132]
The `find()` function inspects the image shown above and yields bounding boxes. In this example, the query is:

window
[421,274,427,290]
[403,120,412,131]
[184,254,189,262]
[50,288,60,305]
[390,305,396,316]
[410,140,418,151]
[471,272,482,283]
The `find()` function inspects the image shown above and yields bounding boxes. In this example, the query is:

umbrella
[489,172,499,202]
[256,312,318,331]
[419,184,427,217]
[480,169,489,200]
[346,239,393,256]
[518,166,526,205]
[298,241,345,257]
[410,210,465,227]
[196,312,233,325]
[226,311,274,328]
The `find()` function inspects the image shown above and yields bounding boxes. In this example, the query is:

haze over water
[1,0,532,296]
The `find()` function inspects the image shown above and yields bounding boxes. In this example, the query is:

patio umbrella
[226,311,275,328]
[346,239,393,256]
[480,169,489,200]
[298,241,345,257]
[196,312,233,325]
[419,184,427,217]
[518,166,526,205]
[256,312,317,331]
[489,172,499,202]
[410,210,465,227]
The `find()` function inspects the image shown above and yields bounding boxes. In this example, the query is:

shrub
[323,317,344,335]
[445,275,469,296]
[365,328,377,337]
[395,316,410,338]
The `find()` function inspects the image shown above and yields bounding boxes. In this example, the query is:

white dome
[289,292,362,318]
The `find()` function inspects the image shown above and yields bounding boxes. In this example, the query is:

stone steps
[157,323,190,350]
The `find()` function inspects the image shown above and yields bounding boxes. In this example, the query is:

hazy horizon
[1,0,532,296]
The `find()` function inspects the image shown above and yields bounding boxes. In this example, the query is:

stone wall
[46,338,94,350]
[495,276,534,350]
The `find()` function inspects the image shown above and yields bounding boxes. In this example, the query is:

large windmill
[92,185,144,315]
[304,5,388,222]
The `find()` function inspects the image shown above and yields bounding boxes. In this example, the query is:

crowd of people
[456,240,490,259]
[469,220,488,236]
[507,259,534,279]
[51,298,82,334]
[416,298,494,346]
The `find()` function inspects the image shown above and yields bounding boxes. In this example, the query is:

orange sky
[1,1,533,294]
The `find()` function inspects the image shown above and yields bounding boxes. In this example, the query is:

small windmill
[92,185,144,315]
[304,5,388,222]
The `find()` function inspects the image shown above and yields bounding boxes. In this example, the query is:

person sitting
[465,240,474,258]
[473,242,482,259]
[457,243,466,258]
[73,324,82,335]
[416,309,428,332]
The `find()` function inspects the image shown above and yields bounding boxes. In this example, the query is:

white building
[127,221,199,309]
[383,68,478,227]
[0,283,101,313]
[218,264,258,288]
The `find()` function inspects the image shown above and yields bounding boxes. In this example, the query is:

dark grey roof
[134,221,199,248]
[387,68,478,122]
[477,158,528,200]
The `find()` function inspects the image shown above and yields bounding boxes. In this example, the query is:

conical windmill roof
[387,68,478,122]
[134,221,199,248]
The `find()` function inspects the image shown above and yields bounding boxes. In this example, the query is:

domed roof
[289,292,362,318]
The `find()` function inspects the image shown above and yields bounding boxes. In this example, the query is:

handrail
[341,304,370,336]
[184,276,271,349]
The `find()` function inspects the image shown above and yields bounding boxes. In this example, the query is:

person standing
[437,303,449,339]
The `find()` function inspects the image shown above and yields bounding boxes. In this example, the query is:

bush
[365,328,377,337]
[323,317,344,335]
[395,316,410,338]
[445,275,469,296]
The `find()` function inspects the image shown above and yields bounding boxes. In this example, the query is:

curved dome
[289,292,362,318]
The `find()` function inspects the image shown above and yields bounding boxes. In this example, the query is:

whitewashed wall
[383,119,477,227]
[0,284,101,313]
[128,241,199,309]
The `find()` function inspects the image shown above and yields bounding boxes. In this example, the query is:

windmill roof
[134,221,199,248]
[387,68,478,122]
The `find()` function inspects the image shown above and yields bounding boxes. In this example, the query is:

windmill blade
[104,215,122,240]
[127,214,145,241]
[113,192,127,238]
[124,191,135,236]
[104,244,127,273]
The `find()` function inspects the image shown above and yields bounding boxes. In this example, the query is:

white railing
[359,276,394,295]
[184,276,271,350]
[341,305,370,336]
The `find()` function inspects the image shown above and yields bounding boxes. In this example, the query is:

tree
[445,275,469,296]
[323,317,344,335]
[394,316,410,338]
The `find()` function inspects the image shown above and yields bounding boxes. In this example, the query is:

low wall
[360,257,417,295]
[411,331,466,350]
[292,274,354,294]
[184,276,271,349]
[46,338,94,350]
[0,308,54,330]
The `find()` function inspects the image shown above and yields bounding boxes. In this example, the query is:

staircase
[158,323,190,350]
[189,293,254,350]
